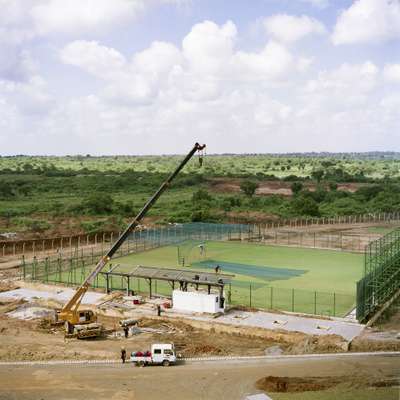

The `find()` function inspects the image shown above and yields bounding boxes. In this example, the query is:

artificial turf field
[46,240,363,316]
[112,241,364,316]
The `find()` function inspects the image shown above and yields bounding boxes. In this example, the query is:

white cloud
[31,0,145,35]
[235,41,293,80]
[60,21,298,105]
[304,62,379,108]
[297,57,313,72]
[2,12,400,155]
[182,20,237,74]
[383,63,400,83]
[264,14,326,43]
[60,41,126,80]
[332,0,400,45]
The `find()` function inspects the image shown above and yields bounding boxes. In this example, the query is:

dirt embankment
[256,374,399,393]
[208,178,366,197]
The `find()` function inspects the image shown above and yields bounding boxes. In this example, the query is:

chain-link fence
[21,250,355,318]
[3,211,399,259]
[356,228,400,322]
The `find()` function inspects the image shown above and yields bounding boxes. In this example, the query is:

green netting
[177,240,207,267]
[356,227,400,322]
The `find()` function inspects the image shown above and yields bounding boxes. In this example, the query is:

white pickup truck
[130,343,177,367]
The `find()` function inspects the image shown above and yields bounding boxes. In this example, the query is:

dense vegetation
[0,153,399,236]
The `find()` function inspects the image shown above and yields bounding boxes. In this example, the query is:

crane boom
[60,142,206,316]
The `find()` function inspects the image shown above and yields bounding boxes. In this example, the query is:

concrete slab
[0,288,105,305]
[188,310,364,341]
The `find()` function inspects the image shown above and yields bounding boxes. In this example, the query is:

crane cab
[57,309,97,334]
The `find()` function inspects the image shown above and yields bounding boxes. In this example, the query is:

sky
[0,0,400,155]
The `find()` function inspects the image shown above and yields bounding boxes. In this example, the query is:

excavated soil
[256,375,400,393]
[0,301,351,362]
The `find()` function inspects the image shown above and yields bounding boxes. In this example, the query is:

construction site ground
[0,280,399,364]
[0,354,398,400]
[0,221,399,399]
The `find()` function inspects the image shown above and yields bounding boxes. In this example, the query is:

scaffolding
[356,228,400,322]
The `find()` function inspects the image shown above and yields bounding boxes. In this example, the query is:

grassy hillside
[1,154,399,237]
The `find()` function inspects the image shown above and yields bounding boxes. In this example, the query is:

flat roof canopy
[102,264,234,287]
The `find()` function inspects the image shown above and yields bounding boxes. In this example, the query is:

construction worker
[198,243,205,255]
[121,347,126,364]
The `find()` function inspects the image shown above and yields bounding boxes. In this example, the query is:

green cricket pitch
[112,241,363,316]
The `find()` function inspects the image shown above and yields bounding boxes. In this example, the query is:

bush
[83,193,115,215]
[192,189,212,203]
[0,181,15,198]
[291,196,320,216]
[114,201,134,216]
[311,169,324,183]
[240,180,259,197]
[80,220,106,234]
[328,181,338,191]
[290,182,303,195]
[11,217,51,232]
[191,209,211,222]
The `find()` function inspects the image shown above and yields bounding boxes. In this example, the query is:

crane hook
[196,143,206,168]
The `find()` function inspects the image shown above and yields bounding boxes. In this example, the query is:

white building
[172,289,225,314]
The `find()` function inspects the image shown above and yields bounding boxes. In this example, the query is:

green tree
[240,181,259,197]
[311,169,324,183]
[328,181,338,191]
[290,182,303,195]
[292,196,320,216]
[83,193,114,214]
[192,189,212,203]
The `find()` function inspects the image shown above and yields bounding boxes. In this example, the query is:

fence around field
[3,211,400,259]
[21,249,355,318]
[356,228,400,322]
[262,230,378,252]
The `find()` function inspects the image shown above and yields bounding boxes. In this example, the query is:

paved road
[0,353,398,400]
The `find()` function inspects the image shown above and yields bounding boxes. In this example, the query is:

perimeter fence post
[270,287,273,309]
[45,257,49,282]
[249,284,252,307]
[314,291,317,315]
[292,289,295,312]
[22,255,26,280]
[333,293,336,317]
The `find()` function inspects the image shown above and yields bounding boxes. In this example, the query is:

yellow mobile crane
[57,143,206,338]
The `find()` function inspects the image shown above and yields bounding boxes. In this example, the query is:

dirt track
[0,354,398,400]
